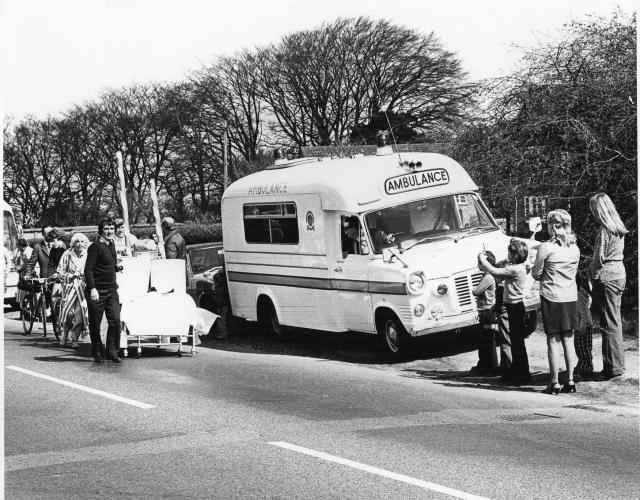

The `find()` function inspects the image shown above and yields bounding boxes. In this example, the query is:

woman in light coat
[532,209,580,394]
[56,233,90,347]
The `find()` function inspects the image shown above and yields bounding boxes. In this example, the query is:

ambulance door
[328,214,374,332]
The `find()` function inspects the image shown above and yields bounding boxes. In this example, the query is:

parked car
[186,242,224,312]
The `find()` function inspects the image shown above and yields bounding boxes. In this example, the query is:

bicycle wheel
[51,296,62,341]
[21,294,35,335]
[39,293,48,337]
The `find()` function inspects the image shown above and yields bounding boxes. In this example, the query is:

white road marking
[268,441,491,500]
[6,365,156,409]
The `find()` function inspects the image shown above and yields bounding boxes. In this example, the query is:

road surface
[4,314,639,499]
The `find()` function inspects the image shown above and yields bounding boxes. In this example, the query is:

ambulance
[221,149,539,357]
[3,200,20,307]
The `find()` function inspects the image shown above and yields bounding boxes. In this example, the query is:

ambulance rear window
[243,203,299,244]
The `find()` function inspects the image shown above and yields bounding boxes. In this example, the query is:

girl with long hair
[588,193,628,380]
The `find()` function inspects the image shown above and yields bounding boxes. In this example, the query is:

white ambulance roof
[222,152,478,213]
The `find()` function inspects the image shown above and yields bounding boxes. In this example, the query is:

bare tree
[256,17,474,147]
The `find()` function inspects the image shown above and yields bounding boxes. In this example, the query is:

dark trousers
[477,309,498,368]
[505,301,530,377]
[88,288,121,356]
[574,325,594,375]
[592,279,625,375]
[494,287,512,370]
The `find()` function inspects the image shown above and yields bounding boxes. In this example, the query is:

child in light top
[478,238,532,384]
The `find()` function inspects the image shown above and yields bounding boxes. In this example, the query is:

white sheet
[117,255,151,302]
[194,307,220,336]
[121,291,197,336]
[150,259,186,294]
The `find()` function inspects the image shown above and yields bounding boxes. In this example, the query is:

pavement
[390,325,640,410]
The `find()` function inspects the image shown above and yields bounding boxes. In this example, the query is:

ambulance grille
[455,276,472,307]
[471,272,483,287]
[455,273,484,309]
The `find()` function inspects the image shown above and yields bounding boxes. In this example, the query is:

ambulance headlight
[437,284,448,296]
[430,305,444,319]
[414,304,425,317]
[407,272,425,294]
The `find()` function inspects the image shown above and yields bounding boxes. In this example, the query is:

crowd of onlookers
[4,193,629,386]
[8,217,185,357]
[472,193,628,393]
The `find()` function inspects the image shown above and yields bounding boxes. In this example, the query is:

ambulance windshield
[365,193,496,253]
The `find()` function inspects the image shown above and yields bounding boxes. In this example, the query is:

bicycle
[19,275,62,340]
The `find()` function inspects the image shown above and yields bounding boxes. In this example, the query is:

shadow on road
[400,368,548,393]
[198,322,485,366]
[11,332,96,362]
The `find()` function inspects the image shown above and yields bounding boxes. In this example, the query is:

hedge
[26,223,223,246]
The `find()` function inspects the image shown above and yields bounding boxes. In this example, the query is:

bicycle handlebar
[23,274,65,286]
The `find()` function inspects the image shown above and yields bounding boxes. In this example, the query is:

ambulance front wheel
[377,313,411,359]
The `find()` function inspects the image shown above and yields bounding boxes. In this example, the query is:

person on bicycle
[85,217,123,364]
[24,227,66,278]
[24,227,67,323]
[57,232,90,348]
[13,238,33,305]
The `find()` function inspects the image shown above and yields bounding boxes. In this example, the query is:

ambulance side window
[341,215,361,258]
[243,203,299,244]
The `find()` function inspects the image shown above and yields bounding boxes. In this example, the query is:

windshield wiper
[453,226,497,243]
[386,247,409,267]
[400,234,455,253]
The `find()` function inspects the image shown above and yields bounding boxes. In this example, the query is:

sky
[1,0,635,120]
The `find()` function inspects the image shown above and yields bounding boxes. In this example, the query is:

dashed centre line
[6,365,156,409]
[268,441,491,500]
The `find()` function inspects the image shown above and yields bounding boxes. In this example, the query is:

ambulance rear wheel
[258,298,287,338]
[378,313,411,359]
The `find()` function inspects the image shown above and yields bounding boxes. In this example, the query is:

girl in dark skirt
[532,209,580,394]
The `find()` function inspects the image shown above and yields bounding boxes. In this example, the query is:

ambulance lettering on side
[221,152,540,358]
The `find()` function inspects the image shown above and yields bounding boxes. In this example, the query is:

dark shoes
[500,372,532,385]
[106,352,123,363]
[574,372,594,382]
[541,383,561,395]
[541,381,576,394]
[93,353,104,364]
[596,370,623,381]
[470,365,501,375]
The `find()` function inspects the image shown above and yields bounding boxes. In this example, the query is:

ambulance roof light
[398,160,423,170]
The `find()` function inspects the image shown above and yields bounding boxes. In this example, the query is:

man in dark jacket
[24,227,66,327]
[24,227,66,278]
[162,217,186,259]
[85,217,122,364]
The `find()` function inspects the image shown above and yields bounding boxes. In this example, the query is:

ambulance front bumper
[409,310,480,337]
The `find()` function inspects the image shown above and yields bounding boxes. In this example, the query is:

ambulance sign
[384,168,450,195]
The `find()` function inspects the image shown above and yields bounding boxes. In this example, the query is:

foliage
[257,17,473,147]
[171,224,222,245]
[3,12,635,306]
[453,11,637,300]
